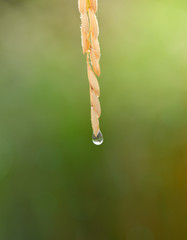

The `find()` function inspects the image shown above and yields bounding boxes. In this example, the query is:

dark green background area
[0,0,187,239]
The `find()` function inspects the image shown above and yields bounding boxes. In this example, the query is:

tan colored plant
[78,0,103,144]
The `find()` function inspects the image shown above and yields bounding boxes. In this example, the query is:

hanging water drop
[92,131,104,145]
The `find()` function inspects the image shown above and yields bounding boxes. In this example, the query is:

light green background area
[0,0,187,239]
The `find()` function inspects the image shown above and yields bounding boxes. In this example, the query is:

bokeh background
[0,0,187,239]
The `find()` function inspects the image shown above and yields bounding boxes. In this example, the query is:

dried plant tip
[90,0,98,13]
[91,107,100,136]
[90,48,100,76]
[88,9,99,38]
[78,0,87,14]
[78,0,103,143]
[87,61,100,96]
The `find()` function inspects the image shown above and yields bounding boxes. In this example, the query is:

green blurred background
[0,0,187,239]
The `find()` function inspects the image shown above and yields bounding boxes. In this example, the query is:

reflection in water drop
[92,131,104,145]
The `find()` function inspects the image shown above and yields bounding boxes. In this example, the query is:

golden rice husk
[81,27,90,54]
[91,107,100,136]
[88,8,99,39]
[90,47,100,76]
[91,34,100,60]
[90,0,98,13]
[78,0,87,14]
[81,13,89,33]
[90,89,101,117]
[87,60,100,96]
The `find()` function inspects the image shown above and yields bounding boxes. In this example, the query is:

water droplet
[92,131,104,145]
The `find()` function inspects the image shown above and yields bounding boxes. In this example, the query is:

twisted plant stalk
[78,0,102,139]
